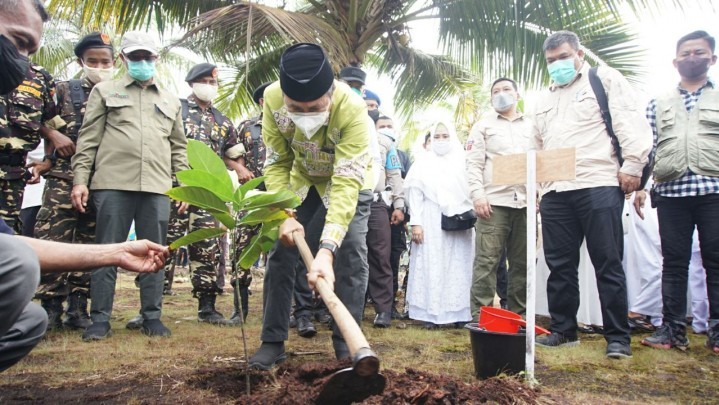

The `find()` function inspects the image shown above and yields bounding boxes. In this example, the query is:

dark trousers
[540,186,630,344]
[19,206,40,237]
[390,216,408,296]
[366,201,394,313]
[656,193,719,327]
[260,187,372,348]
[91,191,170,322]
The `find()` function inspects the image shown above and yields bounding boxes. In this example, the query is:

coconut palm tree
[47,0,698,118]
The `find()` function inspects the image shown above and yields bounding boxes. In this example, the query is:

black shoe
[63,292,91,330]
[422,321,438,330]
[391,306,407,320]
[141,319,171,337]
[536,332,579,348]
[41,297,64,332]
[289,314,298,328]
[126,314,143,330]
[315,309,332,325]
[82,322,112,341]
[373,312,392,328]
[297,316,317,338]
[606,341,633,359]
[333,341,350,360]
[641,322,689,351]
[249,342,286,370]
[197,295,227,325]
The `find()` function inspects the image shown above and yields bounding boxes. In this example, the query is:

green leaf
[210,212,236,230]
[176,169,235,201]
[239,208,291,226]
[169,227,226,250]
[238,176,266,199]
[241,188,301,211]
[238,234,265,270]
[166,186,230,214]
[187,139,233,188]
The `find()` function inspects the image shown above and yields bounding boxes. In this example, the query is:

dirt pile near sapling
[189,359,539,404]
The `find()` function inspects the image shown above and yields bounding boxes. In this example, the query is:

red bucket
[478,306,551,335]
[478,306,522,333]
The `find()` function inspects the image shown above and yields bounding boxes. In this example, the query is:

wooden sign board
[492,148,576,185]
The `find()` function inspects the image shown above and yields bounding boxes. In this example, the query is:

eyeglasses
[123,53,158,62]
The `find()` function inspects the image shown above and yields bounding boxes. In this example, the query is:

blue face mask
[548,58,577,85]
[127,60,156,81]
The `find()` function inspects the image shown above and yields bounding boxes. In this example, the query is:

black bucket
[465,323,525,379]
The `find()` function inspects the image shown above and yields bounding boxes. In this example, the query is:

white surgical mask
[491,92,516,113]
[287,111,329,139]
[377,127,395,142]
[192,83,218,102]
[83,65,114,84]
[432,139,452,156]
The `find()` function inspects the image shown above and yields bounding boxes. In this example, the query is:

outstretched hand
[117,240,170,273]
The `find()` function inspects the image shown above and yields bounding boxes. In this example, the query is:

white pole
[525,150,537,385]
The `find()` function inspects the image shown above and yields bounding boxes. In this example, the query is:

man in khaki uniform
[531,31,652,358]
[466,77,531,320]
[71,31,189,341]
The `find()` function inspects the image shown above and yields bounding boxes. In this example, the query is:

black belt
[0,153,26,165]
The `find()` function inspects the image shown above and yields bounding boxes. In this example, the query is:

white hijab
[404,121,473,216]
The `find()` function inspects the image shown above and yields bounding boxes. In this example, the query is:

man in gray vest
[641,30,719,354]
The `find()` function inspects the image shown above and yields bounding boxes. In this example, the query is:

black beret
[74,32,114,59]
[252,81,272,105]
[339,66,366,84]
[186,63,218,83]
[279,43,334,102]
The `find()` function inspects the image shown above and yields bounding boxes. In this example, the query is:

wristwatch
[42,154,57,166]
[319,241,338,257]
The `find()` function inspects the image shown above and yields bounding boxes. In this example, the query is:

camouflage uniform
[164,96,238,298]
[35,77,95,300]
[0,63,59,233]
[230,115,266,288]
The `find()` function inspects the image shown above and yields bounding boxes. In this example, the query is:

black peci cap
[185,63,218,83]
[252,81,272,105]
[339,66,366,84]
[74,32,114,59]
[279,43,334,102]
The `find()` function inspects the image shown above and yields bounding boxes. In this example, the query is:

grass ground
[1,269,717,404]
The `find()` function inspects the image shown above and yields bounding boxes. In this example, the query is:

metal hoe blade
[315,367,386,405]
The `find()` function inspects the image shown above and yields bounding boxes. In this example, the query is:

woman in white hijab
[404,121,475,328]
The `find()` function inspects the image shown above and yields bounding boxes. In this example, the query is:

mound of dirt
[188,359,539,404]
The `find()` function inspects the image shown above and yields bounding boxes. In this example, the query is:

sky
[367,2,719,123]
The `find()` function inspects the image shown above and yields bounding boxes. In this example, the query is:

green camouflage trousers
[229,221,260,288]
[34,177,95,298]
[164,205,222,298]
[0,178,25,233]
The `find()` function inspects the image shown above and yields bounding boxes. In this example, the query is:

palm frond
[370,42,476,119]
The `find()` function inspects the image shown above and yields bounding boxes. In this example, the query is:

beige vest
[654,87,719,182]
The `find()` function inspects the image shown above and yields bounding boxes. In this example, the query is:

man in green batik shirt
[248,43,374,370]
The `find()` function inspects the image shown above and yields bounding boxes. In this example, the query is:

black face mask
[0,34,30,95]
[367,108,380,123]
[676,56,711,80]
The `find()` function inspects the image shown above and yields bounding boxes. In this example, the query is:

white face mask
[432,139,452,156]
[83,65,114,84]
[377,127,396,142]
[192,83,218,102]
[491,92,516,113]
[287,111,329,139]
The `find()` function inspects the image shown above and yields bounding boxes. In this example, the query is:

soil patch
[188,359,540,404]
[1,360,540,404]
